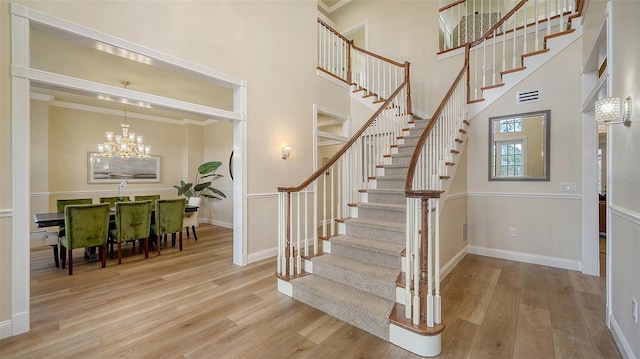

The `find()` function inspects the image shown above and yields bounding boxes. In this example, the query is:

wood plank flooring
[0,225,621,358]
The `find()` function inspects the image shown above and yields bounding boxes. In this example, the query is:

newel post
[405,61,412,115]
[419,197,429,324]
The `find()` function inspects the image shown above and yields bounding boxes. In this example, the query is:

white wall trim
[10,3,249,339]
[201,218,233,229]
[440,246,468,280]
[50,99,219,126]
[445,192,467,201]
[467,245,582,271]
[247,246,278,264]
[468,191,582,200]
[0,209,12,218]
[247,192,279,199]
[317,70,351,90]
[609,313,637,359]
[610,204,640,225]
[0,320,12,339]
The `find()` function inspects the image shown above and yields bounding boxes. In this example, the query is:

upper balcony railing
[438,0,578,53]
[317,19,412,113]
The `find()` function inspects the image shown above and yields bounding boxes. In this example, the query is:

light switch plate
[561,182,577,192]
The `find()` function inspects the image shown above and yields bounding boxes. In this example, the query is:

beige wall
[327,0,466,117]
[203,121,234,227]
[466,39,583,264]
[609,1,640,356]
[1,0,346,326]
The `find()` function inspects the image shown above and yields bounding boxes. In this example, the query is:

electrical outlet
[633,299,638,323]
[509,227,516,237]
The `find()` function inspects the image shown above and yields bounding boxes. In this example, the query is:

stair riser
[358,207,406,223]
[376,178,404,190]
[331,242,402,269]
[383,167,408,177]
[390,155,411,165]
[292,284,390,340]
[312,262,397,301]
[368,192,405,205]
[396,145,416,155]
[346,224,405,244]
[401,136,419,146]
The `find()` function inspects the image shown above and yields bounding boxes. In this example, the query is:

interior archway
[9,3,247,336]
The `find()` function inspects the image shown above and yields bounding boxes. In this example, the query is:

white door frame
[9,3,248,337]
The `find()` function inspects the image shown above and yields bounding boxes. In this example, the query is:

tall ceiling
[30,24,234,122]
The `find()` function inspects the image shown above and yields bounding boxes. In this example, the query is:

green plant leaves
[176,161,225,200]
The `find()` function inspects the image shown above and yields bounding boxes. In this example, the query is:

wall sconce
[281,145,291,160]
[595,96,632,127]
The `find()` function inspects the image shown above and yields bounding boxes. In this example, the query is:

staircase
[291,116,429,341]
[278,1,584,356]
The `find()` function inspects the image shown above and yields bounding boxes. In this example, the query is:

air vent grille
[516,90,541,104]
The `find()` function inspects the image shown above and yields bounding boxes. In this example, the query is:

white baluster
[535,0,540,51]
[513,6,517,69]
[405,197,413,319]
[434,200,441,324]
[297,192,301,274]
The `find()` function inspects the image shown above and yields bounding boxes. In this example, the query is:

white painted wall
[0,0,349,325]
[466,40,583,269]
[608,1,640,356]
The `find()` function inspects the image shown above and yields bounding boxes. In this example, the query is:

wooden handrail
[438,0,467,13]
[404,58,468,192]
[468,0,528,48]
[351,43,408,68]
[279,81,408,194]
[317,18,351,43]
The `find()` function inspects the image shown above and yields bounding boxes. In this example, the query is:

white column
[10,3,32,336]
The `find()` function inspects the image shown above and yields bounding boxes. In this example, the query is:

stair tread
[366,188,404,195]
[346,217,404,231]
[312,255,399,284]
[376,175,406,180]
[357,202,405,211]
[293,276,394,317]
[331,234,405,255]
[383,164,409,169]
[291,275,394,340]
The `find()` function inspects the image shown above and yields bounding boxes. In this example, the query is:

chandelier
[97,80,151,159]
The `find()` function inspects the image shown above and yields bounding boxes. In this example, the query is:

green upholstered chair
[56,198,93,213]
[150,199,186,255]
[59,203,110,275]
[55,198,93,265]
[99,196,131,207]
[108,200,152,264]
[134,195,161,206]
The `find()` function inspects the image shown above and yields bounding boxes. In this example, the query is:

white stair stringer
[468,19,583,119]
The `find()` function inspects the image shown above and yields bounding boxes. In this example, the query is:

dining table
[33,204,199,228]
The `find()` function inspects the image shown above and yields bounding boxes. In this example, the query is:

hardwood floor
[0,225,620,358]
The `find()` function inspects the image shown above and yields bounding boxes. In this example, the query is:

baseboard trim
[201,219,233,229]
[467,245,581,271]
[0,319,12,339]
[609,313,637,359]
[247,247,278,264]
[440,246,468,280]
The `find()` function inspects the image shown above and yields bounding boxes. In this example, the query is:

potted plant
[174,161,226,200]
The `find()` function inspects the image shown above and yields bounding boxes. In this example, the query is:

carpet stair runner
[290,116,426,341]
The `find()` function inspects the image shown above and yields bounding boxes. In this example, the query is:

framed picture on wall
[87,152,161,183]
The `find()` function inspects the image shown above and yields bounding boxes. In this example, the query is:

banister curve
[404,58,468,192]
[279,81,408,194]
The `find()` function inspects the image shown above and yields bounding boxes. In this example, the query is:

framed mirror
[489,110,550,181]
